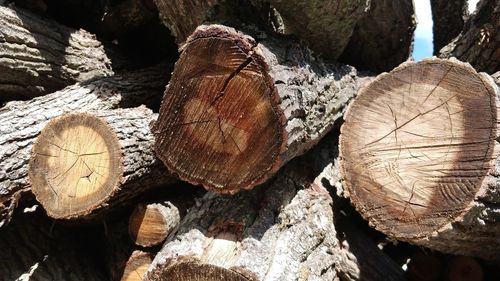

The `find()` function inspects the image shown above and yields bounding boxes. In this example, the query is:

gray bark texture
[439,0,500,73]
[0,5,113,101]
[339,0,416,72]
[266,0,369,60]
[0,211,107,281]
[430,0,468,54]
[146,162,340,281]
[147,132,406,281]
[0,64,171,227]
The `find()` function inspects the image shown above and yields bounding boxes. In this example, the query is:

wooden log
[264,0,369,60]
[28,108,175,219]
[153,24,359,193]
[0,210,107,280]
[121,251,154,281]
[430,0,468,55]
[0,64,170,227]
[439,0,500,73]
[339,58,500,260]
[129,201,181,247]
[0,5,113,101]
[407,252,443,281]
[145,161,339,281]
[339,0,416,72]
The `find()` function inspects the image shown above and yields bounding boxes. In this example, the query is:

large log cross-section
[153,24,359,193]
[340,58,500,260]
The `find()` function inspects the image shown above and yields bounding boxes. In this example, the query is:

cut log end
[148,260,255,281]
[154,25,285,193]
[340,58,499,240]
[128,202,180,247]
[445,256,483,281]
[121,251,153,281]
[28,113,123,219]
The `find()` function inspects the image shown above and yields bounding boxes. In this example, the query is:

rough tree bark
[28,107,175,219]
[145,161,339,281]
[153,24,359,193]
[430,0,468,55]
[339,0,416,72]
[339,58,500,260]
[0,5,113,101]
[439,0,500,73]
[146,134,407,281]
[265,0,369,60]
[0,211,107,280]
[0,64,170,227]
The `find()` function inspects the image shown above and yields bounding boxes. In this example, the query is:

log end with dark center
[29,113,122,219]
[339,58,499,240]
[153,25,285,193]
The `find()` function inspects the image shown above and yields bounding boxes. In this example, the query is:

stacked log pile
[0,0,499,280]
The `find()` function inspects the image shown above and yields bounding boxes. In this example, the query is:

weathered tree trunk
[145,161,339,281]
[153,24,359,193]
[0,64,170,227]
[340,58,500,260]
[28,107,175,219]
[430,0,468,55]
[0,211,107,280]
[129,201,181,247]
[339,0,416,72]
[0,5,113,101]
[264,0,369,60]
[439,0,500,74]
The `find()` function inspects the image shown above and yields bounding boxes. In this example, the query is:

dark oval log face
[340,59,498,240]
[154,26,284,192]
[29,113,123,219]
[154,261,252,281]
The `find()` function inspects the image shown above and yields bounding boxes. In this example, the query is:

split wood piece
[28,107,175,219]
[129,202,181,247]
[0,63,170,227]
[145,162,339,281]
[264,0,369,60]
[121,251,154,281]
[153,24,359,193]
[0,211,107,280]
[340,58,500,260]
[445,256,483,281]
[430,0,468,54]
[0,6,113,101]
[339,0,416,72]
[439,0,500,73]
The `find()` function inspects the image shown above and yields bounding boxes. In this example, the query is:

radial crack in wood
[28,108,174,219]
[154,24,359,193]
[340,58,500,260]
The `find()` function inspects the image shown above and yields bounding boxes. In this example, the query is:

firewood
[263,0,369,60]
[340,58,500,260]
[28,108,174,219]
[0,5,113,101]
[0,64,170,227]
[144,161,339,281]
[407,252,443,281]
[339,0,416,72]
[430,0,468,54]
[121,251,154,281]
[129,202,181,247]
[439,0,500,73]
[153,24,360,193]
[445,256,483,281]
